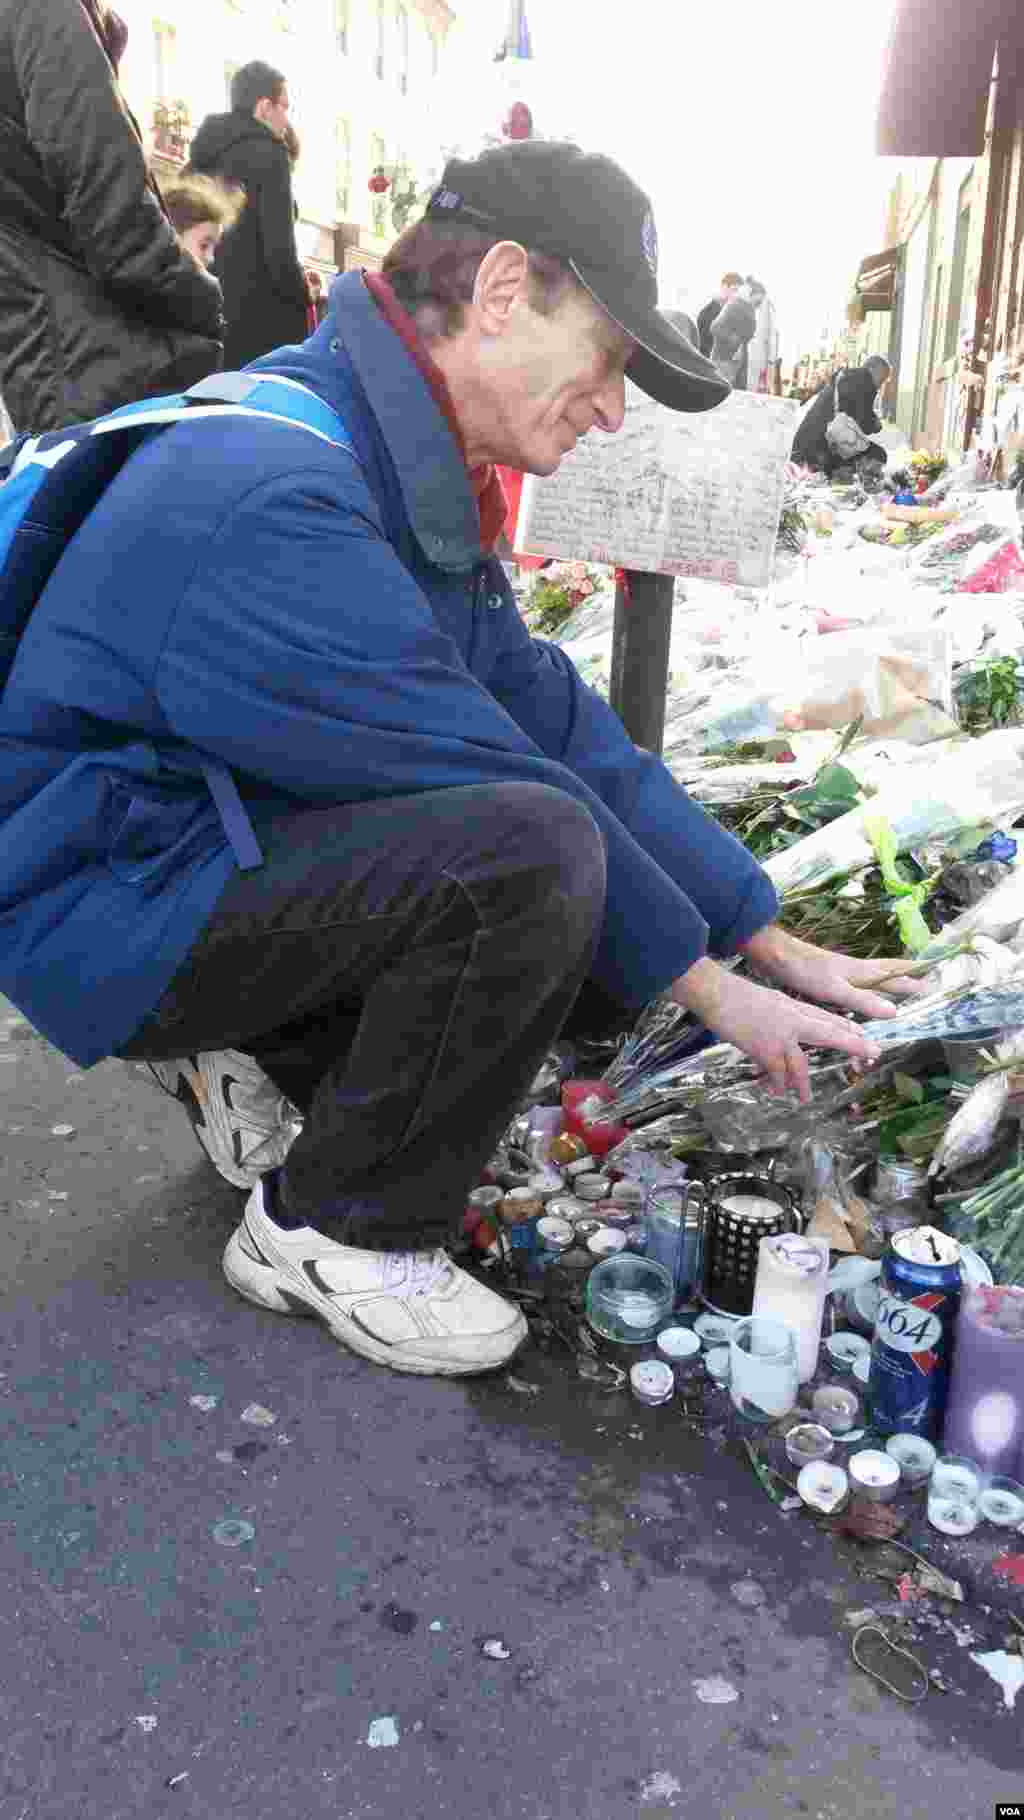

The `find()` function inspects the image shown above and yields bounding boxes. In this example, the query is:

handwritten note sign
[516,384,800,589]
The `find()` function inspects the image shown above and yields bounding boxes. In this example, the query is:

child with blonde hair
[164,171,244,271]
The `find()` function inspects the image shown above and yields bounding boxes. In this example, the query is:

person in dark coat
[0,0,223,435]
[792,356,891,474]
[190,61,309,370]
[697,271,742,357]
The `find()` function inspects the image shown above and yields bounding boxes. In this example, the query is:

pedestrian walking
[190,60,309,369]
[0,140,920,1379]
[0,0,223,434]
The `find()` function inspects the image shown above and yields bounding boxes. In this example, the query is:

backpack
[824,371,870,461]
[0,370,354,698]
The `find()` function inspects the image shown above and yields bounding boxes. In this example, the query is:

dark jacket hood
[190,110,278,168]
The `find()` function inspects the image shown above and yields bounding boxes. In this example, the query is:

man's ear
[472,242,532,336]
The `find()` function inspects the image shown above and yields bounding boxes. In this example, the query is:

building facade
[861,4,1024,458]
[114,0,454,280]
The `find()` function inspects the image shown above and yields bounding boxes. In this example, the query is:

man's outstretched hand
[671,927,925,1103]
[741,926,924,1017]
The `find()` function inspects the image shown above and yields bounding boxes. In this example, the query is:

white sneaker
[223,1180,528,1376]
[145,1050,302,1190]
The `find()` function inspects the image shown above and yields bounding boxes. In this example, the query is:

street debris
[366,1716,400,1749]
[50,1124,74,1137]
[970,1648,1024,1709]
[134,1715,157,1732]
[693,1676,739,1704]
[189,1394,218,1412]
[639,1771,682,1804]
[480,1637,512,1660]
[851,1624,929,1702]
[212,1519,255,1548]
[240,1403,276,1427]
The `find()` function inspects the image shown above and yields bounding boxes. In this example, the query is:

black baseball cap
[425,141,729,414]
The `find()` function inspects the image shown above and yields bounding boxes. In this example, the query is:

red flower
[368,169,390,194]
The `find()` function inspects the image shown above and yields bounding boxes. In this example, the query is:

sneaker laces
[381,1250,452,1298]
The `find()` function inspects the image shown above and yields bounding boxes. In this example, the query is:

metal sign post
[608,569,675,754]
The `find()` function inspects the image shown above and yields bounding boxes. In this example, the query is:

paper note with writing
[516,384,801,589]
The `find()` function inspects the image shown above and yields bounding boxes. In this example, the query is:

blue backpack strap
[183,371,355,451]
[0,376,356,874]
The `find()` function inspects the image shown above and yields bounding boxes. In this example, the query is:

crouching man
[0,142,918,1377]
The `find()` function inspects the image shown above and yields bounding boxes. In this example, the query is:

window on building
[945,199,972,364]
[153,21,177,102]
[396,4,409,93]
[335,117,352,218]
[335,0,350,55]
[375,0,386,79]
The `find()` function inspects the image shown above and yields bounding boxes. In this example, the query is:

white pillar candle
[752,1234,829,1383]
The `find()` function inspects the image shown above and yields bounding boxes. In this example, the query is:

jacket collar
[326,272,484,573]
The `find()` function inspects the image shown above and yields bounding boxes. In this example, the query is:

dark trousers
[119,784,608,1249]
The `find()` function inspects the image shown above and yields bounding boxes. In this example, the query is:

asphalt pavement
[1,998,1022,1820]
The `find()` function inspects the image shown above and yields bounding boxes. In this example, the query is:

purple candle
[942,1286,1024,1474]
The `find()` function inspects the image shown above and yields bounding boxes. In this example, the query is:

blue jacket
[0,271,777,1067]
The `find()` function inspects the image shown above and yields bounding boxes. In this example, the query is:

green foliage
[955,654,1023,733]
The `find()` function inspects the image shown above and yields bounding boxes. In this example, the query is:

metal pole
[608,569,675,754]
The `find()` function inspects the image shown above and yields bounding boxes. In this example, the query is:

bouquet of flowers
[910,448,948,490]
[525,560,601,636]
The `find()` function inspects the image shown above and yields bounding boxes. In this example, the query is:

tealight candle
[587,1228,627,1258]
[848,1449,901,1502]
[812,1385,860,1436]
[885,1435,937,1489]
[978,1477,1024,1528]
[630,1360,675,1407]
[797,1462,849,1515]
[825,1333,872,1373]
[574,1174,612,1202]
[656,1326,702,1371]
[704,1345,731,1384]
[927,1453,982,1536]
[786,1423,836,1467]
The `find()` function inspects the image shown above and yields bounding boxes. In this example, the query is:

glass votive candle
[728,1317,799,1425]
[786,1423,836,1468]
[885,1434,937,1490]
[978,1476,1024,1529]
[585,1255,675,1345]
[812,1385,860,1436]
[848,1449,901,1503]
[797,1462,849,1515]
[928,1455,982,1536]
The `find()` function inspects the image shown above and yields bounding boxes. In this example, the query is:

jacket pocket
[104,778,208,886]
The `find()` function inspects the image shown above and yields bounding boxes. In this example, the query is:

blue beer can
[867,1226,962,1441]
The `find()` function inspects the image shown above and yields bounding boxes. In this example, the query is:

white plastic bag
[763,729,1024,897]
